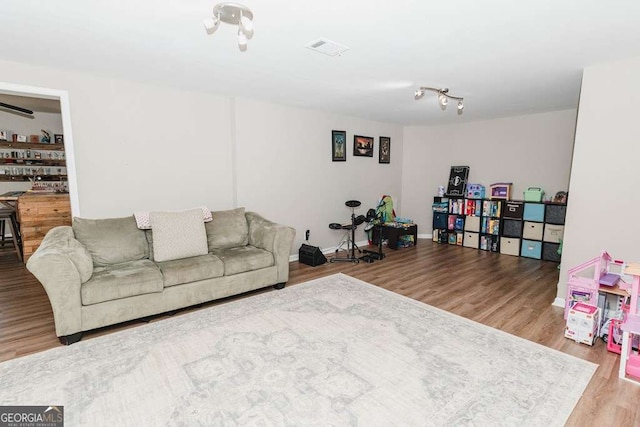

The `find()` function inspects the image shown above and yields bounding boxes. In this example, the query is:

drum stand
[330,200,362,263]
[360,209,385,263]
[361,223,385,261]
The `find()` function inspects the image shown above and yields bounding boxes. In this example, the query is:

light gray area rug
[1,274,597,426]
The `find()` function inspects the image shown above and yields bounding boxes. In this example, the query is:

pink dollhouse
[619,263,640,383]
[564,251,615,319]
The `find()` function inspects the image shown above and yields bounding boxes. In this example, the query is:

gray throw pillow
[205,207,249,250]
[150,209,208,262]
[73,216,149,266]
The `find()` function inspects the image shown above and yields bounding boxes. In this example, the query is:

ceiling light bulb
[238,29,248,48]
[238,10,254,39]
[203,16,219,33]
[414,89,425,100]
[439,94,448,110]
[240,15,253,32]
[457,100,464,115]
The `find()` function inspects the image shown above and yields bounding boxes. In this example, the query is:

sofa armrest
[246,212,296,283]
[26,226,94,337]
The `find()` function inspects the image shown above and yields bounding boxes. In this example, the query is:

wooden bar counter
[17,192,71,262]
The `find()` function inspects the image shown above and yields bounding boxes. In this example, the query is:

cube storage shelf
[432,196,566,262]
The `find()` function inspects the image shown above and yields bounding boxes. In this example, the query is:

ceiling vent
[305,38,349,57]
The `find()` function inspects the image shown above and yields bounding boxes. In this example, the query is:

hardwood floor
[1,240,639,425]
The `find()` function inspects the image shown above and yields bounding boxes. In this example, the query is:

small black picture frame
[54,134,64,144]
[379,136,390,164]
[332,130,346,162]
[353,135,374,157]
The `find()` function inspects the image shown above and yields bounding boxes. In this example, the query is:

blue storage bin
[523,203,545,222]
[432,212,447,229]
[521,239,542,259]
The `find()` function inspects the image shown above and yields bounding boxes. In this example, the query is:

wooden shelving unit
[0,141,64,151]
[0,175,67,182]
[0,140,67,183]
[0,159,66,166]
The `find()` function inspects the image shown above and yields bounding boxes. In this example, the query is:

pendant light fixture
[204,3,254,52]
[414,87,464,115]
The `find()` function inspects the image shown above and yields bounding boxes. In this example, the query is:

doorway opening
[0,82,79,215]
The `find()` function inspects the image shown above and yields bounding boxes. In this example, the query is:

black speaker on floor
[299,244,327,267]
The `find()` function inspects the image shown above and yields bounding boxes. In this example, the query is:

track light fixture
[204,3,254,52]
[414,87,464,115]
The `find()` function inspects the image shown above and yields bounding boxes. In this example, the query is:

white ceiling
[1,0,639,125]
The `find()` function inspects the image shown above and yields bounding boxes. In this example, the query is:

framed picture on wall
[54,134,64,144]
[379,136,390,164]
[332,130,346,161]
[353,135,374,157]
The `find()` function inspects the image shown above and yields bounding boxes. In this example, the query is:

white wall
[234,98,404,253]
[0,60,236,217]
[559,57,640,299]
[0,60,403,255]
[0,112,64,192]
[402,110,577,235]
[0,111,63,138]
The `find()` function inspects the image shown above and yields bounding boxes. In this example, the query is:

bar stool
[0,208,22,261]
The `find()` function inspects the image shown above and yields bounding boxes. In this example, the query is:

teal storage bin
[523,203,545,221]
[521,239,542,259]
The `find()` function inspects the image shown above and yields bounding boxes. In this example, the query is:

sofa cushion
[150,209,209,262]
[73,216,149,267]
[81,260,163,305]
[156,254,224,287]
[212,245,274,276]
[40,226,94,283]
[205,207,249,250]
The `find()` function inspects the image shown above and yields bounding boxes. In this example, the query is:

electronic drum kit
[328,199,385,263]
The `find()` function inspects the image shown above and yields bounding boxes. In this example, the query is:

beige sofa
[26,207,295,344]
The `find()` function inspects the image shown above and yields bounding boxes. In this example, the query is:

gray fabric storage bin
[502,219,522,238]
[545,204,567,224]
[542,242,561,262]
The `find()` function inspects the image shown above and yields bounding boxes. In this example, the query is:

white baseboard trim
[289,239,370,263]
[552,297,565,308]
[290,234,432,263]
